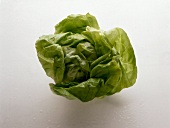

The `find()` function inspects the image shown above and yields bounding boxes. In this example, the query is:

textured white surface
[1,0,170,128]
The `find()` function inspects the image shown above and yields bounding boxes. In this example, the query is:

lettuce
[35,13,137,102]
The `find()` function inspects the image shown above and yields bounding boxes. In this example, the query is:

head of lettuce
[35,13,137,102]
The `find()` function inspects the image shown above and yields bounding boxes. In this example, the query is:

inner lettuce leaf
[35,13,137,102]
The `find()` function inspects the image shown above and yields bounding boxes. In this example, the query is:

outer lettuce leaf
[50,83,76,100]
[104,28,137,94]
[35,13,137,102]
[55,13,99,34]
[50,78,104,102]
[36,35,65,84]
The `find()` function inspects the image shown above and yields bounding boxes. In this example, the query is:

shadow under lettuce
[57,94,134,128]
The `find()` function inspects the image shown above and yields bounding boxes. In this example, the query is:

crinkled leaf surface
[55,13,99,34]
[104,28,137,94]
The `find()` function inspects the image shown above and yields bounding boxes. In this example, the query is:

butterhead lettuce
[35,13,137,102]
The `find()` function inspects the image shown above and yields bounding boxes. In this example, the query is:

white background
[1,0,170,128]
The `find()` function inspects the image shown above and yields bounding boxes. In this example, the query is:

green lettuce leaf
[104,28,137,94]
[55,13,99,34]
[35,13,137,102]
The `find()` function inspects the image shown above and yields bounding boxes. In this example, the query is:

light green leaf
[104,28,137,94]
[50,83,76,100]
[66,78,104,102]
[90,57,121,96]
[55,13,99,34]
[83,27,111,57]
[36,35,65,84]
